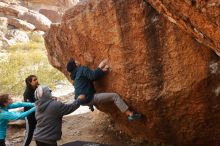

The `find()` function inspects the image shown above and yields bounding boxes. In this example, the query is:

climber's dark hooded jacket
[70,66,105,104]
[33,85,80,144]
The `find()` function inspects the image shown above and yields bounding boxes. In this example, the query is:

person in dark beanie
[33,85,81,146]
[0,94,35,146]
[23,75,39,146]
[66,59,142,121]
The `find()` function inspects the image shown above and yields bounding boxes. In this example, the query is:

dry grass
[0,33,67,97]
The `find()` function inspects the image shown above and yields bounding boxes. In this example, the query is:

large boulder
[44,0,220,145]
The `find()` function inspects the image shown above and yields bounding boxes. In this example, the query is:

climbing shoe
[89,105,95,112]
[128,113,142,121]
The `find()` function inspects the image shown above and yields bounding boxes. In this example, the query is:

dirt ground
[7,110,148,146]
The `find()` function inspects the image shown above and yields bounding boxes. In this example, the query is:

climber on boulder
[66,58,142,121]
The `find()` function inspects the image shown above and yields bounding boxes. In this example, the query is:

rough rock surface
[0,17,8,26]
[147,0,220,56]
[22,0,78,15]
[0,2,29,16]
[0,30,29,48]
[44,0,220,145]
[8,17,36,31]
[39,9,62,23]
[5,29,29,45]
[18,10,51,32]
[0,2,51,31]
[23,0,77,7]
[21,0,79,23]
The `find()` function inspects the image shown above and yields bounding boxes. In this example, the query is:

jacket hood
[70,68,78,80]
[66,59,77,72]
[35,85,52,100]
[35,85,53,112]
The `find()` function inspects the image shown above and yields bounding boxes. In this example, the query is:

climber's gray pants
[88,93,129,113]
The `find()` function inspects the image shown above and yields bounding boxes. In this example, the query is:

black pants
[36,141,57,146]
[0,139,5,146]
[23,113,37,146]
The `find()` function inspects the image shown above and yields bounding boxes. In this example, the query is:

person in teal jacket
[0,94,35,146]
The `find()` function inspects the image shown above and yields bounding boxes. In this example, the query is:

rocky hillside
[44,0,220,146]
[0,0,75,95]
[0,0,80,48]
[22,0,79,23]
[0,1,48,49]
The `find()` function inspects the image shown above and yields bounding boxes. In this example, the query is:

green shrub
[27,32,44,43]
[0,40,67,98]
